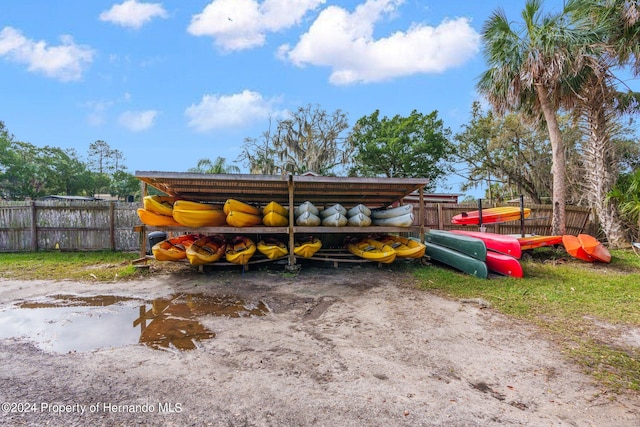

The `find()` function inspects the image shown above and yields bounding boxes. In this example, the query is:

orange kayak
[152,234,203,262]
[578,234,611,263]
[562,235,595,262]
[518,235,563,251]
[451,207,531,225]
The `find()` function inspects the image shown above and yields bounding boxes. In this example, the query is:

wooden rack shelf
[134,171,428,268]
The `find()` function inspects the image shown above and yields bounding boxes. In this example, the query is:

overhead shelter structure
[134,171,429,267]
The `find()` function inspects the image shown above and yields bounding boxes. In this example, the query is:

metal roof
[135,171,428,208]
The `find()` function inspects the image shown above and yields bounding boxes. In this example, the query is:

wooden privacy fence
[416,203,591,236]
[0,200,591,253]
[0,200,140,252]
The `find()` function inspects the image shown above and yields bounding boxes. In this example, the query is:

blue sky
[0,0,585,197]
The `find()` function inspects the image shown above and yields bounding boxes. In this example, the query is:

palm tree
[188,157,240,174]
[478,0,598,235]
[607,169,640,242]
[568,0,640,246]
[572,0,640,72]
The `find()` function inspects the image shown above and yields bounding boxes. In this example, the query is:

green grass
[0,251,142,282]
[413,247,640,393]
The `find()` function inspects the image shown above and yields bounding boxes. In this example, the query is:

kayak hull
[425,241,488,279]
[262,211,288,227]
[294,236,322,258]
[578,234,611,263]
[173,207,227,227]
[375,235,426,258]
[449,230,522,259]
[518,235,563,250]
[262,201,288,217]
[186,235,227,265]
[451,207,531,225]
[562,235,595,262]
[257,237,288,260]
[372,212,414,227]
[225,210,263,227]
[425,230,487,261]
[485,251,523,278]
[143,195,178,216]
[152,234,202,261]
[347,213,372,227]
[371,204,413,219]
[224,199,260,216]
[225,236,257,265]
[137,208,181,227]
[346,238,397,264]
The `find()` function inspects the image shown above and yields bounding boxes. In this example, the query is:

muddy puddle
[0,293,269,353]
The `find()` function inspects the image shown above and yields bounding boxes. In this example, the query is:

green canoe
[425,240,489,279]
[425,230,487,261]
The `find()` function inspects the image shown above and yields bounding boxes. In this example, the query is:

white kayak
[294,201,319,217]
[372,212,414,227]
[321,212,348,227]
[320,203,348,218]
[347,204,371,217]
[347,213,372,227]
[295,211,321,226]
[370,204,413,219]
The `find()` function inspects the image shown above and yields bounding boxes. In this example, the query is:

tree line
[0,125,139,201]
[2,0,640,246]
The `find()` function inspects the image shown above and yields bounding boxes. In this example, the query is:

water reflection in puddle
[0,293,269,353]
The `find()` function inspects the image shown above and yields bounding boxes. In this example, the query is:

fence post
[109,202,116,251]
[30,200,37,251]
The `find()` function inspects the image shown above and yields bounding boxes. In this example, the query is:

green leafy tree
[87,140,112,174]
[346,109,453,190]
[607,169,640,242]
[454,102,587,205]
[109,170,140,200]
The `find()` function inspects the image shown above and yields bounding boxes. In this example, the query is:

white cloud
[118,110,159,131]
[188,0,325,52]
[279,0,480,85]
[0,27,94,82]
[100,0,168,30]
[185,90,278,132]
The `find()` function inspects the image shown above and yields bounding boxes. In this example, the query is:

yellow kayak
[186,235,227,265]
[346,238,397,264]
[226,210,263,227]
[152,234,203,261]
[257,237,288,259]
[137,208,181,227]
[225,236,257,264]
[293,236,322,258]
[173,207,227,227]
[263,211,288,227]
[224,199,260,216]
[143,195,178,216]
[374,235,426,258]
[174,200,222,210]
[263,201,288,217]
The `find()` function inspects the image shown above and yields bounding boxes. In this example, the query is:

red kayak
[449,230,522,259]
[562,235,595,262]
[578,234,611,263]
[486,251,523,278]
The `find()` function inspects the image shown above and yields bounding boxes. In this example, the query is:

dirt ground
[0,262,639,427]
